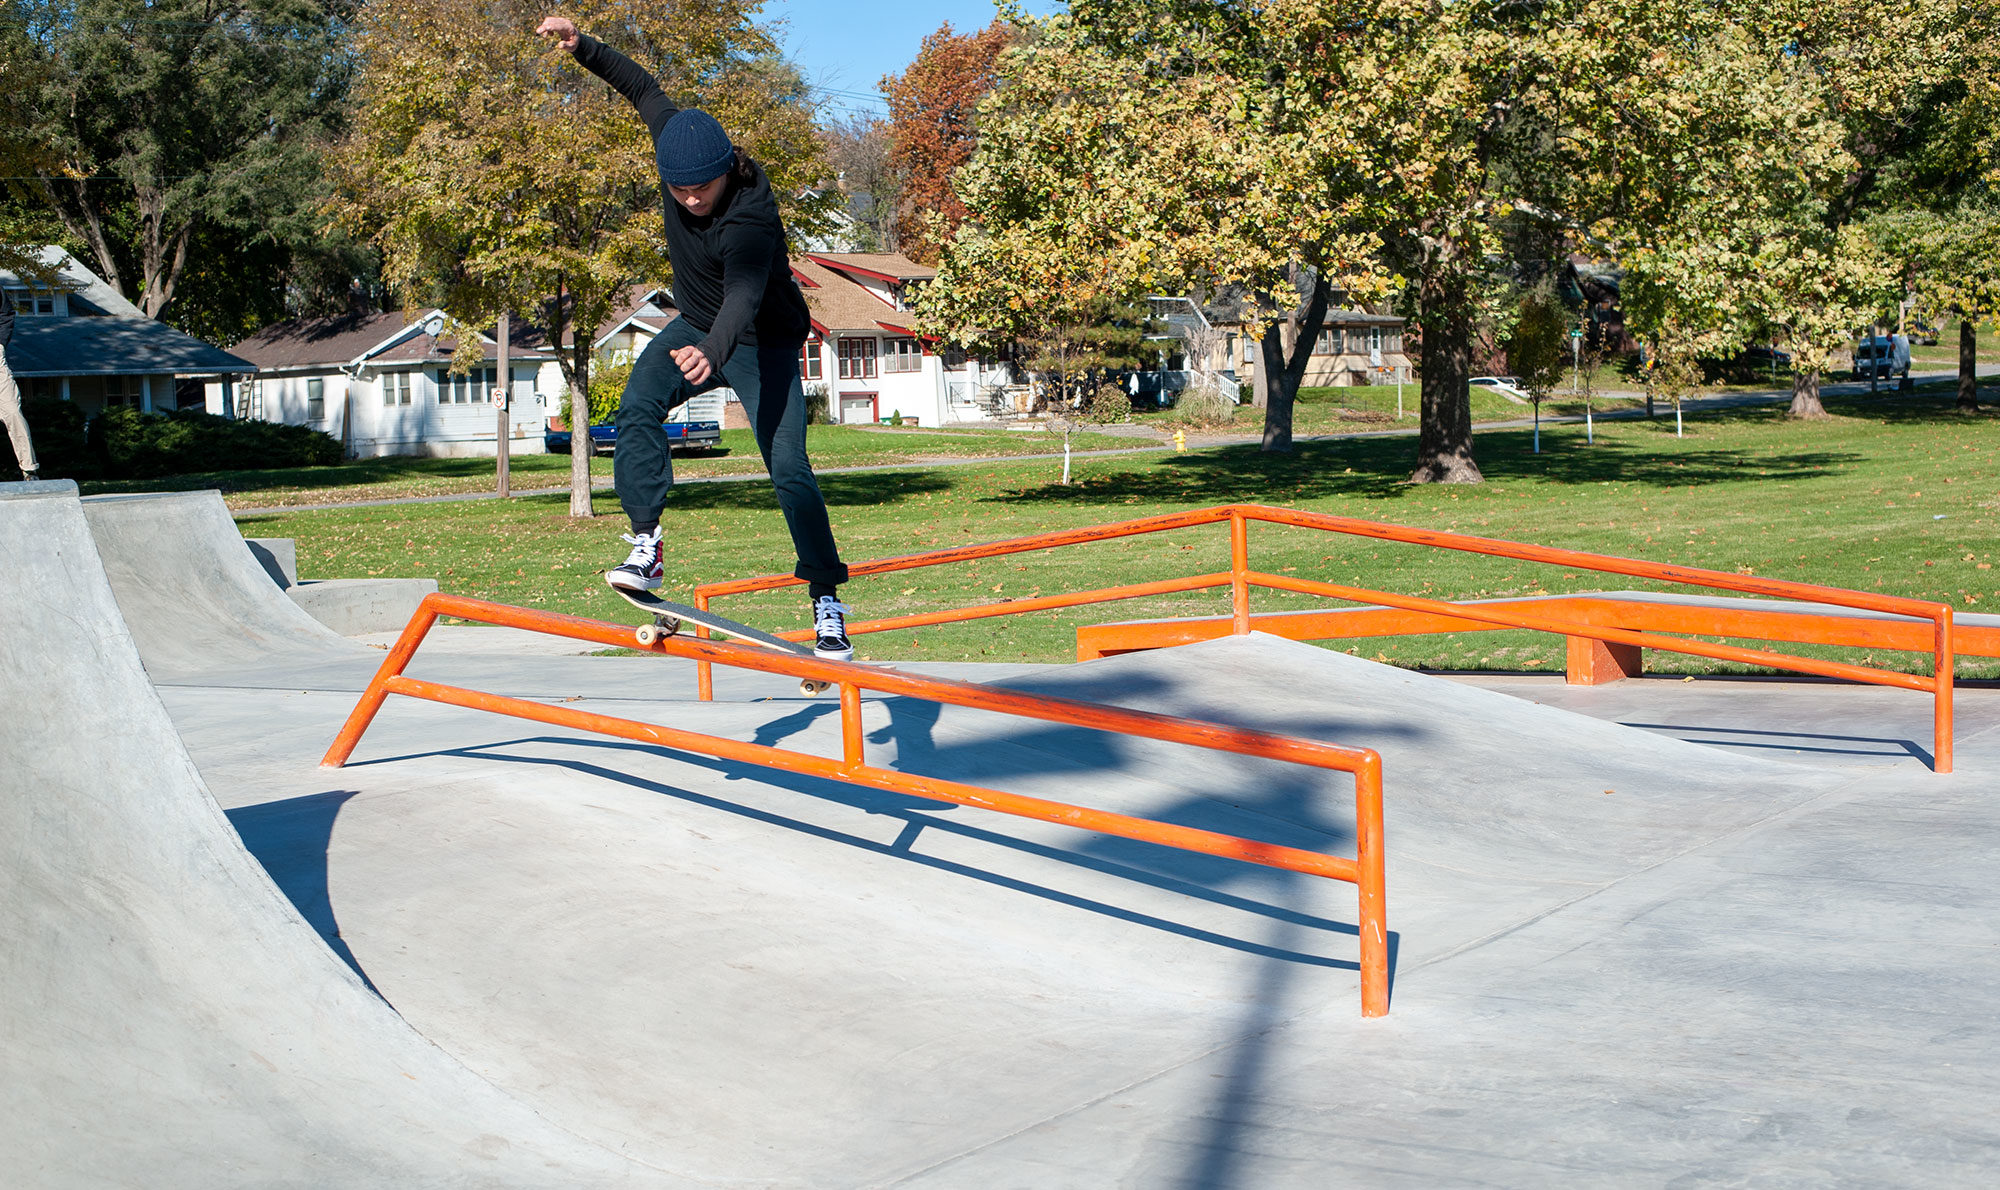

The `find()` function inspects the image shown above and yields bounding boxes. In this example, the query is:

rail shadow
[225,790,385,998]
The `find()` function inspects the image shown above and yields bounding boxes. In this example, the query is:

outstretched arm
[537,15,678,140]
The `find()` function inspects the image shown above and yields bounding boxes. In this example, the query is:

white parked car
[1469,375,1531,401]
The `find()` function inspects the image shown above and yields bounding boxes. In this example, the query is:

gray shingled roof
[7,316,254,377]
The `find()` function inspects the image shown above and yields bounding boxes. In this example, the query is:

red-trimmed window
[801,335,824,381]
[837,336,877,380]
[883,337,922,373]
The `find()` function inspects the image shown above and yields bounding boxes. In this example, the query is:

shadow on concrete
[225,790,384,997]
[347,732,1378,971]
[1622,721,1934,766]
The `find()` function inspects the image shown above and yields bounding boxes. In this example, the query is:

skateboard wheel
[635,624,660,647]
[800,679,831,697]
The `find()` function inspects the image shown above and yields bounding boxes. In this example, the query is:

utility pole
[495,310,511,498]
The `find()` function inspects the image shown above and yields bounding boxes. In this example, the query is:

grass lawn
[78,422,1154,511]
[234,385,2000,679]
[1908,320,2000,369]
[1128,383,1646,437]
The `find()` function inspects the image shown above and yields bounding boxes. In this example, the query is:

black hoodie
[575,35,812,374]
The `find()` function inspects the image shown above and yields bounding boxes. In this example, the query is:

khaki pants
[0,355,35,475]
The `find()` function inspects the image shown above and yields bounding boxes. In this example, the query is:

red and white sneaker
[608,527,664,591]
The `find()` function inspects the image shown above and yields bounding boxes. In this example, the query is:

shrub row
[5,400,343,481]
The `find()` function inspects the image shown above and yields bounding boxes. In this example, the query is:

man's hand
[671,345,713,387]
[534,16,579,51]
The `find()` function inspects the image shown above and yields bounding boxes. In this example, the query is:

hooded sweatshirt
[575,35,812,374]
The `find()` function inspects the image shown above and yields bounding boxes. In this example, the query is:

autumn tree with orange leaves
[881,20,1012,265]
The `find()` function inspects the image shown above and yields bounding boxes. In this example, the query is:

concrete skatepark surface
[6,482,2000,1186]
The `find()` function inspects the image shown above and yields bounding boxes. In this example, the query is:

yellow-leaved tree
[330,0,833,515]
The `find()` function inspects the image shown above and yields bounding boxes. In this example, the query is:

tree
[1018,294,1158,411]
[9,0,358,330]
[1607,2,1980,419]
[818,114,899,252]
[331,0,833,516]
[882,20,1013,265]
[1505,282,1569,451]
[916,1,1387,456]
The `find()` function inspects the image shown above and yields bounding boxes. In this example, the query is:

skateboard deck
[607,577,833,695]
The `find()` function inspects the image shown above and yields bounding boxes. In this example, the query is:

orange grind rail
[321,592,1391,1018]
[695,504,1958,774]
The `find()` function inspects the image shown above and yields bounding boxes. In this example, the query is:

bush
[587,361,631,426]
[11,396,96,479]
[85,406,342,479]
[803,382,830,425]
[1166,385,1237,429]
[1085,382,1131,424]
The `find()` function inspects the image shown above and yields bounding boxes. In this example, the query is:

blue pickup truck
[545,393,724,455]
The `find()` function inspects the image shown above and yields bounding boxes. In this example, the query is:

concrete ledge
[287,577,438,636]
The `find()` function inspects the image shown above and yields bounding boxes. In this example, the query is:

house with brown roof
[218,309,563,459]
[791,252,1008,427]
[598,253,1010,428]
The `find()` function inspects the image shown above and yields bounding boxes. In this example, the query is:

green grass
[79,423,1154,511]
[233,386,2000,677]
[1908,321,2000,369]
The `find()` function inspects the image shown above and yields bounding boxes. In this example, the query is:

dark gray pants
[614,317,847,588]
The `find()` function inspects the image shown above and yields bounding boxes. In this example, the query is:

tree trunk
[1790,369,1828,419]
[1410,267,1481,483]
[558,294,594,518]
[1259,274,1333,453]
[1959,318,1979,411]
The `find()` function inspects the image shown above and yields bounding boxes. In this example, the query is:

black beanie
[656,109,736,187]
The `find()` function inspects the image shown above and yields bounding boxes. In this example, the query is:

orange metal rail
[697,503,1958,773]
[321,592,1391,1017]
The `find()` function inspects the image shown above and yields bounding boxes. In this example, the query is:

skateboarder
[536,14,852,659]
[0,287,39,481]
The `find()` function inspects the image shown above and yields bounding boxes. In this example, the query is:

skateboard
[606,577,833,696]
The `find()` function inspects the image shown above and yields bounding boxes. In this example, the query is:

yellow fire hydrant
[1173,428,1186,452]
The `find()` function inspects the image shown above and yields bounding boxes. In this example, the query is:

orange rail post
[1937,608,1955,773]
[324,600,440,768]
[694,592,715,702]
[1231,508,1251,635]
[323,592,1392,1017]
[1353,749,1388,1018]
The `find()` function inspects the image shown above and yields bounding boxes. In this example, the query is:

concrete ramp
[0,484,665,1187]
[81,490,370,681]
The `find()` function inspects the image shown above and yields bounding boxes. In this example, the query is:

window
[883,337,921,373]
[102,375,144,409]
[837,337,877,380]
[434,367,495,404]
[307,377,325,421]
[800,335,824,381]
[1315,329,1338,354]
[381,371,413,406]
[4,286,54,315]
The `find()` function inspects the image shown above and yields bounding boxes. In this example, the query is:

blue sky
[760,0,1065,121]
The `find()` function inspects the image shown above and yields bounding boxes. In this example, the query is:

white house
[792,252,1010,427]
[589,256,1009,429]
[2,247,255,415]
[221,310,564,459]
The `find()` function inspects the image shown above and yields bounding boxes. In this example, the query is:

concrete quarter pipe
[0,483,666,1188]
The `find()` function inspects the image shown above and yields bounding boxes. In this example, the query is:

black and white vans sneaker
[811,595,853,660]
[608,527,665,591]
